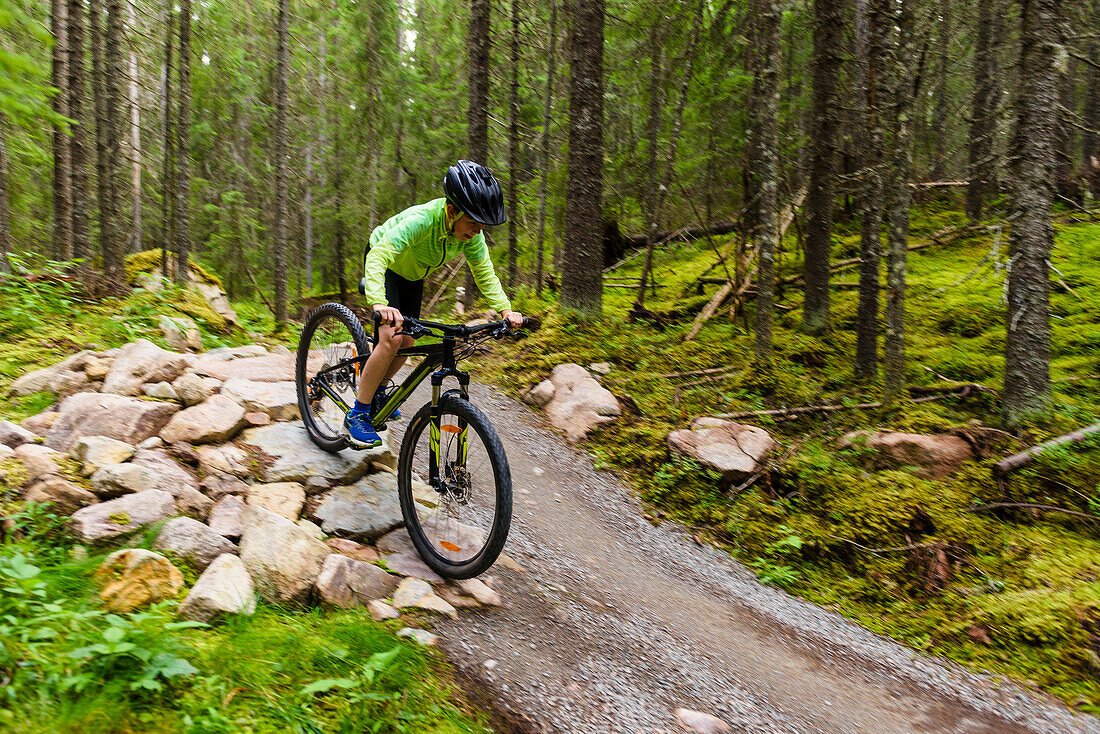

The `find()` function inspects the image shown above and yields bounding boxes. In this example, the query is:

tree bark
[801,0,844,335]
[535,1,558,296]
[506,0,520,290]
[464,0,492,310]
[159,0,175,277]
[90,0,111,271]
[175,0,192,285]
[51,0,73,262]
[68,0,90,262]
[883,0,916,405]
[272,0,290,329]
[126,0,141,254]
[966,0,998,220]
[930,0,950,180]
[304,143,314,291]
[0,117,10,272]
[1003,0,1062,426]
[103,0,125,281]
[752,0,782,364]
[854,0,886,379]
[562,0,605,317]
[1084,0,1099,190]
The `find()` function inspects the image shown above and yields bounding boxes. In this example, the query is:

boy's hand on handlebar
[502,309,524,331]
[373,305,403,329]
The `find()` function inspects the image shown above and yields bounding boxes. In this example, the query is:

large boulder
[159,395,247,445]
[219,378,300,421]
[45,393,179,452]
[667,418,777,485]
[311,473,403,541]
[72,436,136,476]
[543,364,622,442]
[69,489,176,543]
[238,506,330,606]
[237,421,390,483]
[177,554,256,624]
[314,554,399,609]
[189,353,296,382]
[153,517,237,570]
[7,350,97,396]
[101,339,190,396]
[195,444,251,478]
[131,448,211,518]
[207,495,246,539]
[23,476,98,515]
[246,482,306,521]
[13,443,64,483]
[840,430,976,479]
[94,549,184,613]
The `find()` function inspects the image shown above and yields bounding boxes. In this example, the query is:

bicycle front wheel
[295,303,371,453]
[398,395,512,579]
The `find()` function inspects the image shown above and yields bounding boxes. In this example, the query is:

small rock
[396,628,437,646]
[588,362,612,375]
[13,443,63,482]
[172,372,219,407]
[375,527,416,555]
[415,593,458,619]
[326,537,379,563]
[20,410,58,437]
[196,444,251,478]
[297,519,325,539]
[72,436,136,477]
[0,419,38,448]
[522,380,555,408]
[160,394,247,445]
[207,495,246,539]
[102,339,190,396]
[159,315,203,353]
[69,489,176,543]
[314,554,399,608]
[368,599,400,621]
[220,378,300,421]
[392,577,433,609]
[238,505,330,606]
[311,473,403,540]
[201,473,250,501]
[457,578,502,606]
[23,476,98,515]
[0,444,14,460]
[668,418,777,486]
[83,357,113,381]
[304,476,330,494]
[247,482,306,521]
[244,412,271,426]
[142,381,179,400]
[165,442,201,466]
[136,436,164,450]
[483,659,498,670]
[177,554,257,624]
[673,708,731,734]
[382,551,445,584]
[94,548,184,613]
[153,517,237,570]
[90,463,160,497]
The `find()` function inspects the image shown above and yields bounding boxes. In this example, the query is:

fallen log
[967,502,1099,524]
[991,422,1100,479]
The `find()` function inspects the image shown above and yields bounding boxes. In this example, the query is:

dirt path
[391,378,1099,734]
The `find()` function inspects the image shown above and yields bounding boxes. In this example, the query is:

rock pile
[3,340,504,641]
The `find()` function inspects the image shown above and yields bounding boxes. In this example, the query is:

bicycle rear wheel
[295,303,372,453]
[398,395,512,579]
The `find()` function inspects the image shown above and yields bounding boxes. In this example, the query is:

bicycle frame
[310,334,471,489]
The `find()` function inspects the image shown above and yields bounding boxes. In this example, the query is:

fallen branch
[991,422,1100,479]
[423,258,465,315]
[710,392,950,422]
[656,365,742,379]
[967,502,1100,523]
[1054,374,1100,383]
[826,534,951,554]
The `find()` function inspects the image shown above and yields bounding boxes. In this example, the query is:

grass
[462,201,1100,711]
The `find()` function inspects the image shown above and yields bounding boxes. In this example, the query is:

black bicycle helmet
[443,160,507,226]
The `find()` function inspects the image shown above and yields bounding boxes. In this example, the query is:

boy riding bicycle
[346,160,524,448]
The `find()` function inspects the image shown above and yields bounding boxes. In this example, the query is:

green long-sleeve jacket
[362,198,511,313]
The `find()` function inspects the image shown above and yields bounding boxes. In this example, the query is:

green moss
[124,249,225,289]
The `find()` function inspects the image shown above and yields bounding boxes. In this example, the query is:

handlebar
[372,312,534,342]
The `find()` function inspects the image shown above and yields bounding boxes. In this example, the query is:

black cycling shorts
[384,269,424,320]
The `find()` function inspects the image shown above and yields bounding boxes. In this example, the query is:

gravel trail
[390,378,1099,734]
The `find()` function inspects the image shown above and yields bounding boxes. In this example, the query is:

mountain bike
[294,302,528,579]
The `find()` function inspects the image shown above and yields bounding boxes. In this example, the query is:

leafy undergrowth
[0,507,491,734]
[466,204,1100,711]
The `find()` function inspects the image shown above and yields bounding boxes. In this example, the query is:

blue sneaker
[373,385,400,420]
[344,409,382,448]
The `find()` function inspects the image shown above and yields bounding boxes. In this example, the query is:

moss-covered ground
[466,202,1100,712]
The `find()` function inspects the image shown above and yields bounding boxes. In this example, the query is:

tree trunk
[331,64,348,304]
[51,0,73,262]
[159,1,175,277]
[883,0,916,405]
[562,0,605,317]
[506,0,520,290]
[1084,0,1099,192]
[633,0,703,314]
[126,0,141,254]
[0,117,10,272]
[91,0,111,271]
[1003,0,1062,426]
[464,0,491,310]
[854,0,886,379]
[175,0,192,285]
[930,0,950,180]
[752,0,782,364]
[103,0,125,281]
[631,11,665,313]
[966,0,997,220]
[304,144,314,291]
[272,0,290,329]
[535,1,558,296]
[69,0,90,262]
[801,0,844,335]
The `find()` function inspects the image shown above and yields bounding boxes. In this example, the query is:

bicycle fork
[428,371,470,493]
